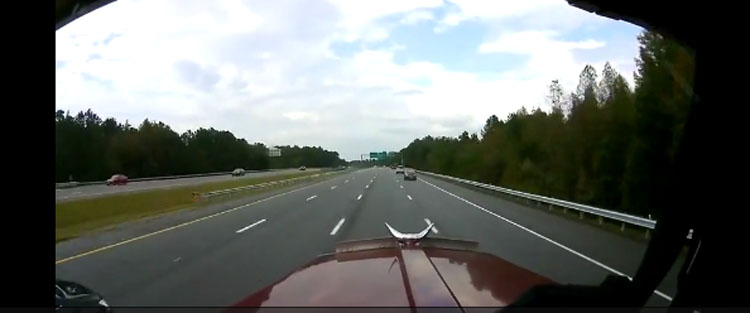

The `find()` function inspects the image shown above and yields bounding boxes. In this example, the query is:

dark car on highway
[105,174,127,186]
[404,168,417,180]
[56,279,111,313]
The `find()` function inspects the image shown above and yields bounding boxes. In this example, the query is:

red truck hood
[230,237,554,309]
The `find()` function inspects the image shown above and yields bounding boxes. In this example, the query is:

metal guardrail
[55,182,82,189]
[55,168,302,189]
[416,170,693,239]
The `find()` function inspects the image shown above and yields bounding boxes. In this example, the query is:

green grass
[55,170,334,242]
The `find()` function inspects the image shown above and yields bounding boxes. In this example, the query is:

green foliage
[55,111,344,182]
[268,145,345,169]
[400,30,694,218]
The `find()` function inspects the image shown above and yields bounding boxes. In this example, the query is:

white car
[232,168,246,176]
[395,165,404,174]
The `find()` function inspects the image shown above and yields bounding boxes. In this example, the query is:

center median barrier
[55,167,312,189]
[56,168,348,242]
[195,170,341,201]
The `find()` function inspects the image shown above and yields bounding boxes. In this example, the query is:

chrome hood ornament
[385,222,434,244]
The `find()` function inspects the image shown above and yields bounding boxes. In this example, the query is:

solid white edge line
[306,195,318,201]
[424,218,439,234]
[236,219,267,233]
[331,186,337,190]
[357,194,363,200]
[407,195,412,200]
[418,177,674,302]
[330,218,346,235]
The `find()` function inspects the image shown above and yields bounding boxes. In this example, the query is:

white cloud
[328,0,442,42]
[477,30,610,96]
[400,10,435,25]
[479,30,605,54]
[56,0,642,160]
[283,111,320,122]
[433,12,465,33]
[436,0,604,33]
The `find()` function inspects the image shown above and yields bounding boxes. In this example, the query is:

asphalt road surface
[55,167,683,308]
[56,168,318,202]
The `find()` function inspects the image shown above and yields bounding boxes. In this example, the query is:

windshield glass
[56,0,695,308]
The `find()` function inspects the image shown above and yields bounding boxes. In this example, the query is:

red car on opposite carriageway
[106,174,128,186]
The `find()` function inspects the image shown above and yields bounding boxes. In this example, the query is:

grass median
[56,169,336,242]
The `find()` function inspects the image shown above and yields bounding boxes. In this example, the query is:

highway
[55,167,682,307]
[55,168,317,202]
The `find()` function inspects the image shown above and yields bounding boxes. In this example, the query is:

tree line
[400,31,695,219]
[55,110,344,182]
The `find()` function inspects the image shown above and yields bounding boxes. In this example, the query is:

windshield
[56,0,695,309]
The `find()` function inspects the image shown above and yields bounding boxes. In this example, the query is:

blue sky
[56,0,644,160]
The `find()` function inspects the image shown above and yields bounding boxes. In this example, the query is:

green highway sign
[369,151,388,160]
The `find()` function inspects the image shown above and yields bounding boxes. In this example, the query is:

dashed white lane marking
[370,179,374,183]
[331,186,337,190]
[418,178,673,302]
[400,185,404,189]
[396,180,400,183]
[345,180,349,183]
[236,219,267,233]
[56,178,330,265]
[357,194,363,200]
[365,184,370,189]
[306,195,318,202]
[173,257,182,262]
[330,218,346,235]
[407,195,413,200]
[424,218,439,234]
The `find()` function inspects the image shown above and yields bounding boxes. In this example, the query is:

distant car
[390,164,396,169]
[404,169,417,180]
[395,165,404,174]
[232,168,246,176]
[299,166,307,171]
[56,279,111,313]
[106,174,127,186]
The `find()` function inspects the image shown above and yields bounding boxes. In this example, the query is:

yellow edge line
[55,173,335,265]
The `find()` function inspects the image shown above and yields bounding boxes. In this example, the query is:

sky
[55,0,644,161]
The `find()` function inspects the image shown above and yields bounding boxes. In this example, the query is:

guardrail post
[598,216,603,225]
[579,211,584,219]
[620,223,625,232]
[645,229,650,239]
[563,208,568,214]
[548,204,553,211]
